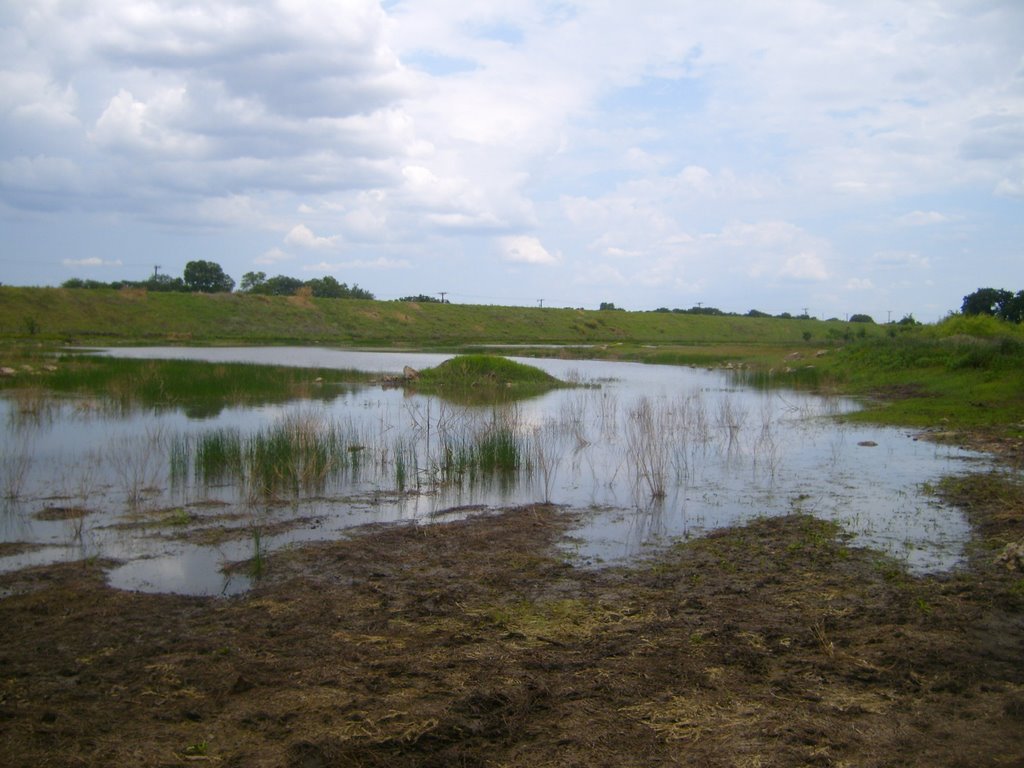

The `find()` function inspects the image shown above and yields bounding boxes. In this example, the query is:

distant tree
[258,275,304,296]
[399,294,443,303]
[961,287,1013,317]
[849,314,875,323]
[143,273,185,292]
[183,260,234,293]
[61,278,120,289]
[344,283,374,300]
[746,309,771,318]
[306,276,345,298]
[599,301,617,311]
[240,271,267,292]
[897,313,920,326]
[994,290,1024,324]
[777,312,792,319]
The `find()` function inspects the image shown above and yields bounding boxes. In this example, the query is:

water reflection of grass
[2,355,372,412]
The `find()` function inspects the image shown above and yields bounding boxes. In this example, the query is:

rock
[785,352,803,361]
[0,367,16,378]
[403,366,420,381]
[857,440,878,447]
[814,349,830,357]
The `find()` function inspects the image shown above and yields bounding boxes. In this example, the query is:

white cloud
[254,247,294,266]
[995,175,1024,198]
[62,257,122,268]
[499,235,559,265]
[305,258,411,271]
[846,278,874,291]
[871,251,931,270]
[783,251,828,281]
[285,224,340,249]
[896,210,950,227]
[90,88,208,157]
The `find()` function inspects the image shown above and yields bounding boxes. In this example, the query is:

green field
[1,286,1022,445]
[0,286,876,347]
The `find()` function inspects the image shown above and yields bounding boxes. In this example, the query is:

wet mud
[1,480,1022,766]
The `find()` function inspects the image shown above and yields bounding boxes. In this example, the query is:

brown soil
[2,485,1023,766]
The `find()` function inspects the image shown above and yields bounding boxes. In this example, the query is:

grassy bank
[737,314,1024,445]
[0,286,874,347]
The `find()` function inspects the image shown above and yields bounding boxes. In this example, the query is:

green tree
[183,260,234,293]
[996,290,1024,323]
[143,274,185,292]
[961,288,1013,316]
[240,271,267,292]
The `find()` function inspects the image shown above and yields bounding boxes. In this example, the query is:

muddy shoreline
[2,469,1023,766]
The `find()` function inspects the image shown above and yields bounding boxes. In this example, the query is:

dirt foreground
[2,474,1023,766]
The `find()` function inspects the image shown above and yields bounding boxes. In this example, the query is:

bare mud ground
[1,475,1023,767]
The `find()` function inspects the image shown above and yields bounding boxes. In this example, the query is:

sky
[1,1,1022,321]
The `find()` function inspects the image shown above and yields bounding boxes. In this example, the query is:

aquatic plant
[625,397,671,499]
[194,428,244,486]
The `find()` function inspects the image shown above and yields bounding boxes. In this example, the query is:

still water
[0,347,986,596]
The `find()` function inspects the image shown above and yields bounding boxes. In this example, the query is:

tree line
[961,287,1024,323]
[61,261,374,300]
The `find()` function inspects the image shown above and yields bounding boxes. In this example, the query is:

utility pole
[887,310,893,323]
[537,299,544,308]
[802,307,809,318]
[438,291,447,304]
[153,265,161,278]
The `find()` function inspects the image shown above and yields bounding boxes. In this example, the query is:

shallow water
[0,347,986,596]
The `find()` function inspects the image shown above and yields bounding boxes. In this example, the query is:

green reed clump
[244,412,362,498]
[194,428,244,485]
[429,425,525,486]
[477,426,523,473]
[169,433,191,489]
[392,438,419,492]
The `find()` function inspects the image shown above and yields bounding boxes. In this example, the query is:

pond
[0,347,987,596]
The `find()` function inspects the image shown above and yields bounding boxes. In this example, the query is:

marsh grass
[626,398,672,499]
[1,436,33,500]
[249,524,266,579]
[732,319,1024,435]
[108,429,165,509]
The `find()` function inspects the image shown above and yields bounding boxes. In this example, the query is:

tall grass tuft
[194,428,244,486]
[625,397,671,499]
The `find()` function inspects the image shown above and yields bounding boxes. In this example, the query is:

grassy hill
[0,286,870,349]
